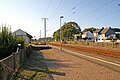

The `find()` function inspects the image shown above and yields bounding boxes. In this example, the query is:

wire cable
[45,0,52,16]
[75,0,115,21]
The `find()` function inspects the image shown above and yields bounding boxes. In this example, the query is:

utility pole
[42,18,48,44]
[60,16,64,51]
[40,30,41,38]
[39,30,41,41]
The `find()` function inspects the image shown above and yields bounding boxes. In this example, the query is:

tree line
[53,22,96,41]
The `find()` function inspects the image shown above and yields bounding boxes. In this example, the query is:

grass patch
[41,49,57,54]
[15,50,49,80]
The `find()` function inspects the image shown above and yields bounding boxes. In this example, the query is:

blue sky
[0,0,120,38]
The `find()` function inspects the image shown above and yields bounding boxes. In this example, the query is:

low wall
[65,41,120,48]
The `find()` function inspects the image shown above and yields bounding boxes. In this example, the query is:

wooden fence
[0,46,32,80]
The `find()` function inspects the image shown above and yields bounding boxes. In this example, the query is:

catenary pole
[42,18,48,44]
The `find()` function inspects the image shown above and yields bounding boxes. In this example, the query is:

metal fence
[0,46,32,80]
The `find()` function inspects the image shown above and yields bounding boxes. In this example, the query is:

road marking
[64,49,120,67]
[51,45,120,67]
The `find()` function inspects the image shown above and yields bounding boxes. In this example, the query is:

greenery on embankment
[15,50,53,80]
[0,25,24,59]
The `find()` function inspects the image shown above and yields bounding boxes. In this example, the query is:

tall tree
[53,22,81,41]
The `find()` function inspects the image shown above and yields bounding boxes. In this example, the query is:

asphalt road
[49,45,120,72]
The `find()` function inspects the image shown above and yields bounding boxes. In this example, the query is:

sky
[0,0,120,39]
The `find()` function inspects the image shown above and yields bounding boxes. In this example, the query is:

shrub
[0,25,24,59]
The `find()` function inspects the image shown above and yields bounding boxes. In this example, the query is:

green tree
[53,29,60,41]
[82,27,96,33]
[53,22,81,41]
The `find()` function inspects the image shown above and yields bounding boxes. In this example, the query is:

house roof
[112,28,120,32]
[26,32,33,38]
[14,29,33,38]
[100,28,109,34]
[93,29,101,33]
[93,27,120,35]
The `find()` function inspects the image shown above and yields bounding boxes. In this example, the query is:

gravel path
[41,48,120,80]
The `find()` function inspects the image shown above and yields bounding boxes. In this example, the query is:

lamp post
[60,16,64,51]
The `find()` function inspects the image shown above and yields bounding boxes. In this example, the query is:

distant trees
[0,24,24,59]
[53,22,81,41]
[82,27,96,33]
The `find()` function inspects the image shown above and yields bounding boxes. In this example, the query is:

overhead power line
[74,0,119,25]
[65,0,88,21]
[80,9,120,26]
[48,0,67,30]
[49,0,86,32]
[75,0,114,21]
[49,0,64,19]
[45,0,52,16]
[82,11,120,28]
[72,7,76,10]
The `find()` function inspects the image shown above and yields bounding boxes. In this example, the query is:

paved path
[50,45,120,72]
[41,48,120,80]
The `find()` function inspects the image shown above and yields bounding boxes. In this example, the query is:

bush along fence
[0,46,32,80]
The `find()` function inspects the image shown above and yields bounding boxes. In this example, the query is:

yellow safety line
[65,49,120,67]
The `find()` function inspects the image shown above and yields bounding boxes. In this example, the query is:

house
[93,27,116,42]
[13,29,33,43]
[112,28,120,39]
[101,27,115,38]
[93,28,104,42]
[74,34,81,41]
[82,31,94,41]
